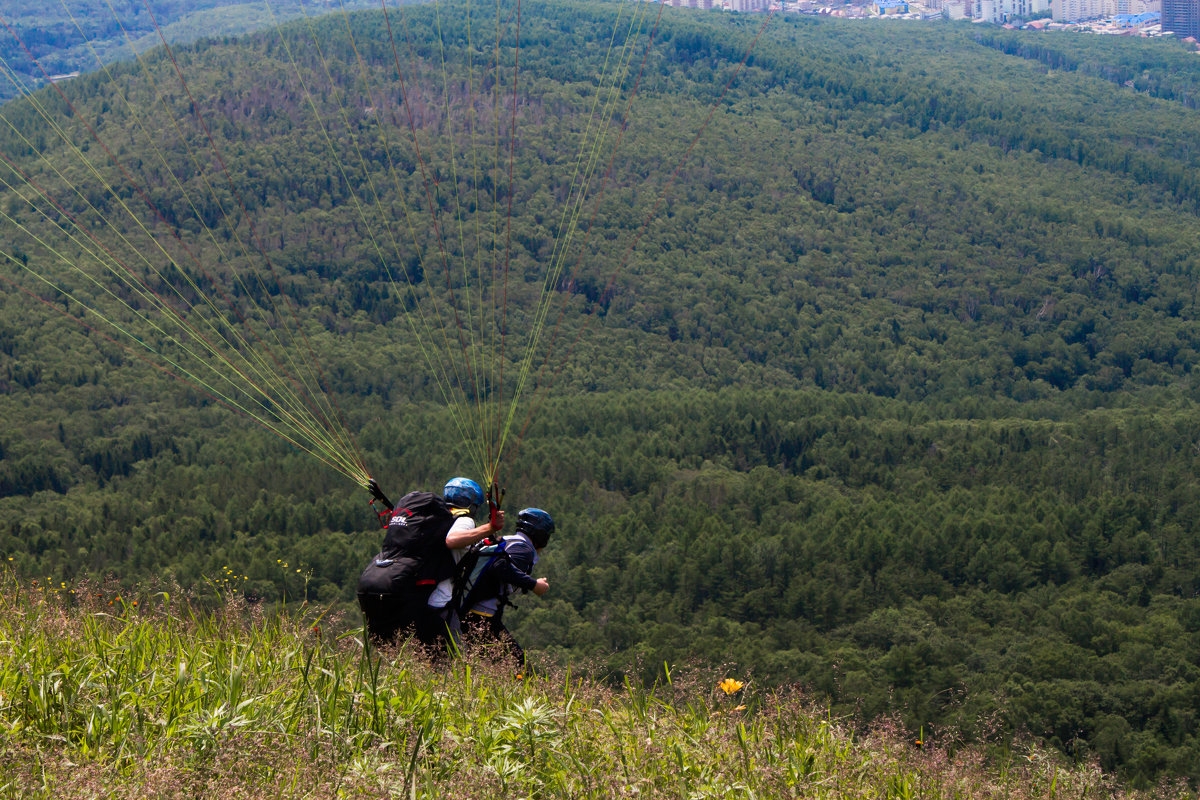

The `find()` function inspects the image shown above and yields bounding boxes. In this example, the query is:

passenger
[456,507,553,666]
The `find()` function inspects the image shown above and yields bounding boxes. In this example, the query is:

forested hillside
[3,2,1200,788]
[0,0,377,106]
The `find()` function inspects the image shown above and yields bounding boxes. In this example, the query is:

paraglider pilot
[424,477,506,646]
[356,477,503,646]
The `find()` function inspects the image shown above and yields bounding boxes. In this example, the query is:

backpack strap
[447,540,490,613]
[451,540,513,619]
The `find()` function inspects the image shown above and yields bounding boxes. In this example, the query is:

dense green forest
[0,0,380,106]
[3,1,1200,788]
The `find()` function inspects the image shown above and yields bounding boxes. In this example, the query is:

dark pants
[358,585,436,646]
[459,610,525,666]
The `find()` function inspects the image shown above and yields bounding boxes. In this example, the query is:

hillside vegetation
[3,1,1200,788]
[0,0,379,106]
[0,575,1142,799]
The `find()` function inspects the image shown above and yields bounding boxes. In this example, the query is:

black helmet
[516,508,555,549]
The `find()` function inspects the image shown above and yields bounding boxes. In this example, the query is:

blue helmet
[443,477,484,508]
[516,508,555,548]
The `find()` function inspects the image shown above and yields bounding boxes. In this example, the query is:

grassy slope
[0,571,1153,799]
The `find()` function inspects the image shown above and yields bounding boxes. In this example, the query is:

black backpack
[379,491,454,559]
[357,491,455,597]
[448,539,513,618]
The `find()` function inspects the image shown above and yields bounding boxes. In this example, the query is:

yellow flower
[718,678,744,696]
[734,704,747,712]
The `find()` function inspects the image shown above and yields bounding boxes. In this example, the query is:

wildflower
[718,678,744,696]
[915,739,923,747]
[734,704,747,712]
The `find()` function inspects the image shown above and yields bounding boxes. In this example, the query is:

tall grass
[0,571,1181,799]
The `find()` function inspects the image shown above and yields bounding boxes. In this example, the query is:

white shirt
[427,514,475,608]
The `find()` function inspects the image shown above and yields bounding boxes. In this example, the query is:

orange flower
[718,678,744,696]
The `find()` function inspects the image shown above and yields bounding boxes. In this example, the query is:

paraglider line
[509,8,776,463]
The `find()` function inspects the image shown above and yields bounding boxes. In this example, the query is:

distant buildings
[1052,0,1159,20]
[975,0,1050,21]
[1114,9,1161,23]
[1163,0,1200,34]
[643,0,765,10]
[641,0,1166,23]
[1053,0,1104,19]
